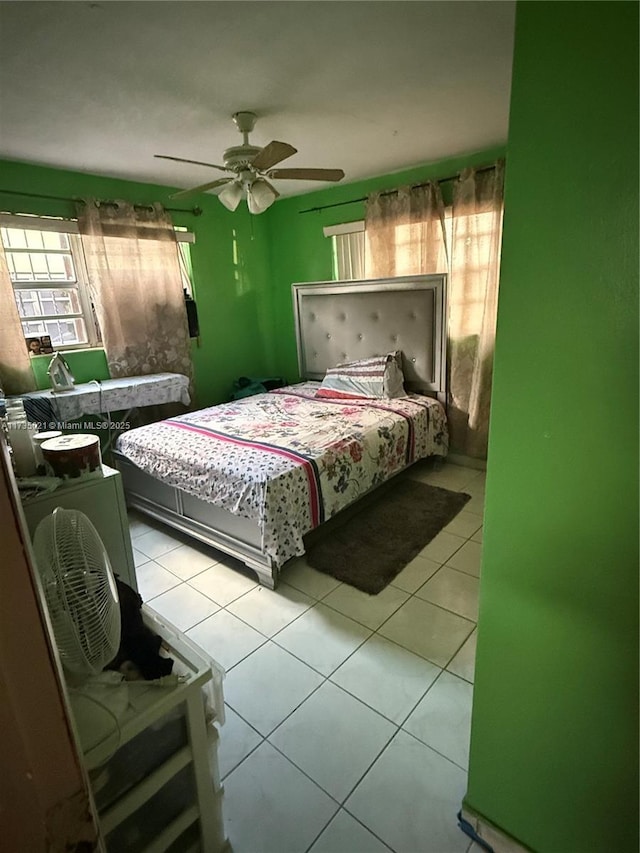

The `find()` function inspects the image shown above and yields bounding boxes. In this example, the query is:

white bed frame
[113,275,447,588]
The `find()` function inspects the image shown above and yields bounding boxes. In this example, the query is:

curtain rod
[298,162,499,214]
[0,188,203,216]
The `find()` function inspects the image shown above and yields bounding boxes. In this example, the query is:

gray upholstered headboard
[292,274,447,398]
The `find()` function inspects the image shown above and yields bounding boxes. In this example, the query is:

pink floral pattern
[116,382,447,567]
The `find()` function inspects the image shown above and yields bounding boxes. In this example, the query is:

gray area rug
[305,479,471,595]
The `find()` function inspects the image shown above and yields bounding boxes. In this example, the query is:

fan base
[223,144,262,170]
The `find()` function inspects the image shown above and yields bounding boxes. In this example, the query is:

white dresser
[20,464,138,591]
[72,608,227,853]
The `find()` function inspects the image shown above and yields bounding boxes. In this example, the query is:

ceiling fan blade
[170,177,232,199]
[251,141,297,171]
[268,168,345,182]
[155,154,229,172]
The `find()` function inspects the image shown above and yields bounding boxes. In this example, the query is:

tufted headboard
[292,274,447,399]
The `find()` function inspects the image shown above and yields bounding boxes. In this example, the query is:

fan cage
[34,508,121,676]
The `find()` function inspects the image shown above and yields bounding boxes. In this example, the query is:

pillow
[315,352,406,400]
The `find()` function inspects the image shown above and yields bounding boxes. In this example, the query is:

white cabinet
[20,464,138,591]
[72,608,227,853]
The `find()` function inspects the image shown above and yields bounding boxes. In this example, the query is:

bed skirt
[113,451,279,588]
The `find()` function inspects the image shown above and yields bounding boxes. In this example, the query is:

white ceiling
[0,1,515,199]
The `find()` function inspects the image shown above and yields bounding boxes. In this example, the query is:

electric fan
[33,507,121,677]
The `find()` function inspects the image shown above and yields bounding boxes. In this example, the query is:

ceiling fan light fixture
[158,111,344,206]
[247,178,277,214]
[218,180,243,211]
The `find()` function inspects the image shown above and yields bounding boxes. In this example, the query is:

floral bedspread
[116,382,448,567]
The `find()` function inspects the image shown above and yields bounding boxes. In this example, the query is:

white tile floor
[129,461,485,853]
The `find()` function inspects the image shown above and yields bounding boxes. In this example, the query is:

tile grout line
[303,806,396,853]
[222,598,475,780]
[136,511,481,678]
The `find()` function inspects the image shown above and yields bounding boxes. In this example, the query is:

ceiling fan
[155,111,345,214]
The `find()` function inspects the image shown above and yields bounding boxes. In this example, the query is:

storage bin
[90,703,188,812]
[78,608,227,852]
[104,763,197,852]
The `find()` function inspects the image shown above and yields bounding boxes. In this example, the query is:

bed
[113,274,448,589]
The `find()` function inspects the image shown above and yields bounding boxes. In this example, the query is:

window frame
[323,220,365,281]
[1,218,100,350]
[0,213,195,352]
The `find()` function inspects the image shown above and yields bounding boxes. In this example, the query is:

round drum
[32,430,63,468]
[41,434,102,480]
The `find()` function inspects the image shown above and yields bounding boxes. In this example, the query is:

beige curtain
[447,162,504,458]
[363,164,504,460]
[0,244,36,394]
[77,200,193,383]
[364,183,447,278]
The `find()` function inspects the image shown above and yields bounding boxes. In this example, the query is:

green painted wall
[29,348,109,390]
[264,147,505,384]
[0,160,272,407]
[466,3,639,852]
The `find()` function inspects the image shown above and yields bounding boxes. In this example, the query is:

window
[1,218,99,349]
[324,221,365,281]
[444,207,498,338]
[1,214,196,352]
[177,235,195,297]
